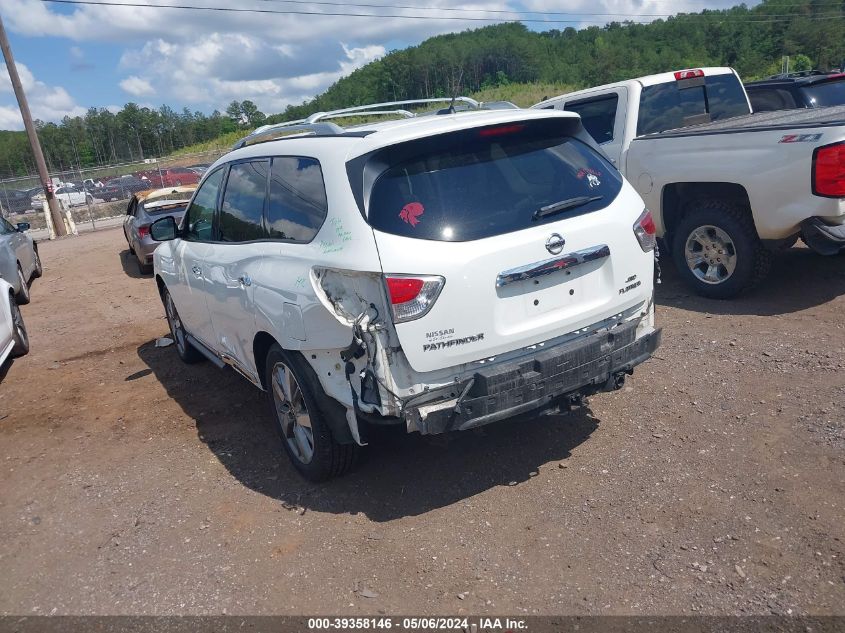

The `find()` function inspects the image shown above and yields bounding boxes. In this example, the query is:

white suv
[150,98,662,481]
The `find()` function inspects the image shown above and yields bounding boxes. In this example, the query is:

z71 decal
[779,133,822,144]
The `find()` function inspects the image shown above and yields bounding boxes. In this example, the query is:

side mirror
[16,222,30,232]
[150,216,178,241]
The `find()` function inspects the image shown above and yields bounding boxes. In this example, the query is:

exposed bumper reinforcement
[406,320,662,435]
[801,217,845,256]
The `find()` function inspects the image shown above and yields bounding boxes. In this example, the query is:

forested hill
[273,0,844,123]
[2,0,843,178]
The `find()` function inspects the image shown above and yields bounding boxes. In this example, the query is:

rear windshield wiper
[532,195,603,221]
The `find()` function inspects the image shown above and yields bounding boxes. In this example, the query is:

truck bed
[636,104,845,139]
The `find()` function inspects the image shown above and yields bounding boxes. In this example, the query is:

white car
[0,278,29,367]
[32,186,93,209]
[534,67,845,298]
[150,98,661,481]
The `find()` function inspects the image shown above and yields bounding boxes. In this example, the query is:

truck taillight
[138,225,150,239]
[384,275,444,323]
[674,69,704,80]
[633,209,657,252]
[812,141,845,197]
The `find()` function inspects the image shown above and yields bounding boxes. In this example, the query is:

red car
[136,167,200,189]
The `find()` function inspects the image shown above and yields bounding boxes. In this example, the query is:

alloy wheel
[271,362,314,465]
[684,225,737,285]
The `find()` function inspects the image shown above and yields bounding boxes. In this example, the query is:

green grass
[170,131,244,157]
[470,82,576,107]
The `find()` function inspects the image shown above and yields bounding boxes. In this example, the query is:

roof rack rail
[232,97,520,149]
[232,121,344,149]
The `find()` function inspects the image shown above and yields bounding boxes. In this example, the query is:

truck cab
[533,67,751,168]
[534,69,845,299]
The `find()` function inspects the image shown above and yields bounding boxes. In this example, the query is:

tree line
[0,100,266,180]
[1,0,842,179]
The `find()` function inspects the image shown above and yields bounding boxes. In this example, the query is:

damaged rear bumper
[405,320,661,435]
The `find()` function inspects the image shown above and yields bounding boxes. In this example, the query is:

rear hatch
[356,117,655,373]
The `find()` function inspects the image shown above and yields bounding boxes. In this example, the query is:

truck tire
[162,288,204,364]
[671,200,772,299]
[264,344,359,482]
[9,292,29,358]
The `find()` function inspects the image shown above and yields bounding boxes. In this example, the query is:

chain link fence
[0,148,228,232]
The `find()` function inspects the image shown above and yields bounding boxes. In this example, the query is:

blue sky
[0,0,750,130]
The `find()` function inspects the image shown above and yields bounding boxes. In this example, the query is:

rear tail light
[674,69,704,80]
[633,209,657,252]
[384,274,444,323]
[812,141,845,197]
[138,225,150,239]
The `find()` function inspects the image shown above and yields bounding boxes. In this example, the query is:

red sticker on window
[399,202,424,227]
[576,167,602,180]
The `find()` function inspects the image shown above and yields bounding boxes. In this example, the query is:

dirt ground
[0,227,842,616]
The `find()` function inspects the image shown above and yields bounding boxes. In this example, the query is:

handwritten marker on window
[399,202,424,227]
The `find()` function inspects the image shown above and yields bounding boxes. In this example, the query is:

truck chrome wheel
[271,362,314,465]
[684,225,737,285]
[164,292,187,356]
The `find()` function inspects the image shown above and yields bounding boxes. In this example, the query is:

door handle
[238,274,252,287]
[191,265,202,277]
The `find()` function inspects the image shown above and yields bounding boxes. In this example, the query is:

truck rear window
[364,120,622,242]
[637,73,750,136]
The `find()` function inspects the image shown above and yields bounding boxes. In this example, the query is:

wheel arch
[660,182,755,253]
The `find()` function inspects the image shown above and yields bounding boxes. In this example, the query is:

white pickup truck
[534,67,845,298]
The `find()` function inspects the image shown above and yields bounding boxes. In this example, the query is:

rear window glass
[142,202,188,216]
[564,94,618,144]
[366,120,622,242]
[638,73,750,135]
[266,157,328,242]
[747,87,798,112]
[804,78,845,107]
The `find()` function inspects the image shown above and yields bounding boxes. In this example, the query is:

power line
[38,0,845,23]
[254,0,845,20]
[252,0,843,20]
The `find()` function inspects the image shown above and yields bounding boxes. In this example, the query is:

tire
[671,200,772,300]
[264,344,359,482]
[9,293,29,358]
[32,248,43,278]
[162,288,204,364]
[15,264,30,305]
[137,257,153,275]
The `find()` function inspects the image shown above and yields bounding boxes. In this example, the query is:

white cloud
[119,75,156,97]
[119,34,385,113]
[0,61,85,128]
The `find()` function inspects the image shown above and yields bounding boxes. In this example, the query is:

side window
[184,167,224,242]
[564,95,619,144]
[0,218,11,234]
[126,199,136,216]
[218,160,269,242]
[266,157,328,242]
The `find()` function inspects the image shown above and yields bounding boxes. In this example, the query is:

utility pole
[0,14,66,236]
